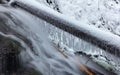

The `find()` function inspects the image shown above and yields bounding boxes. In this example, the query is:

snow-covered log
[11,0,120,57]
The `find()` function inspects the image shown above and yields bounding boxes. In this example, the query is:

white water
[0,5,81,75]
[0,0,120,74]
[31,0,120,74]
[36,0,120,74]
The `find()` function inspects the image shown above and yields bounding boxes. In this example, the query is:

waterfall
[0,5,82,75]
[0,0,119,74]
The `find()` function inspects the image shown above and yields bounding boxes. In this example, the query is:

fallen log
[11,0,120,57]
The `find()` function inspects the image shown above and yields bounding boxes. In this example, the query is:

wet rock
[0,0,10,4]
[0,36,21,75]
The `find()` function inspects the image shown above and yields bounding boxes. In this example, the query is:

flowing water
[47,22,120,74]
[0,1,120,74]
[0,4,83,75]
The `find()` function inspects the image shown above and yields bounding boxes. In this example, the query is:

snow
[12,0,120,50]
[47,0,120,36]
[32,0,120,73]
[10,0,120,74]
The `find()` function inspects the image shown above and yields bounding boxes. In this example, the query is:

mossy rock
[93,59,115,72]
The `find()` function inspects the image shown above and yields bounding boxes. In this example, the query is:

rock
[0,35,21,75]
[0,0,10,4]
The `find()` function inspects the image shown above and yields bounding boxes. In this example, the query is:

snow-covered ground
[40,0,120,36]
